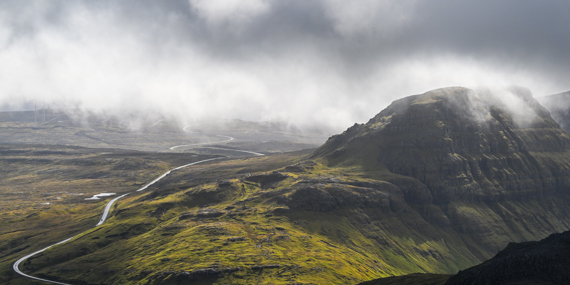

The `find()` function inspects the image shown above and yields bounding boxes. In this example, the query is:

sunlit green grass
[5,146,570,284]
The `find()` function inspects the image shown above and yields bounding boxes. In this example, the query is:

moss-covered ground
[4,146,570,284]
[0,144,218,284]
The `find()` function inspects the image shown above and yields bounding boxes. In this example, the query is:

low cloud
[0,0,569,132]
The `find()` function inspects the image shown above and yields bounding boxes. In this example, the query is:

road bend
[170,134,234,150]
[171,125,265,156]
[148,119,166,128]
[13,157,222,284]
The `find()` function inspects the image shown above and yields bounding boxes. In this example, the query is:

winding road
[13,237,75,285]
[169,134,234,150]
[169,124,265,156]
[147,119,166,128]
[13,122,267,284]
[13,157,222,284]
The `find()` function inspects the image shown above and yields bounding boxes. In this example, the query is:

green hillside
[6,87,570,284]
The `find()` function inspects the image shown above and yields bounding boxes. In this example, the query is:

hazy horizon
[1,0,569,132]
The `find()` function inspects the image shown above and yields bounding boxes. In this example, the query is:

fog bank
[1,0,569,132]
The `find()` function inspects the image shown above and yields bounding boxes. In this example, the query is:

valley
[3,87,570,284]
[0,110,327,156]
[0,111,330,284]
[3,2,570,284]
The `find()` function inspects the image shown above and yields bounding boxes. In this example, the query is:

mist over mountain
[6,86,570,284]
[538,91,570,133]
[314,86,570,202]
[314,86,570,284]
[4,1,570,284]
[1,1,570,132]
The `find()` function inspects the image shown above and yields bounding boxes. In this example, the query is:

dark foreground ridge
[446,230,570,285]
[358,230,570,285]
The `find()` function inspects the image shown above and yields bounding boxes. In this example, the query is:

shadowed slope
[445,230,570,285]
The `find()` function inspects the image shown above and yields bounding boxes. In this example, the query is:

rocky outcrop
[244,171,289,189]
[268,178,403,212]
[284,160,317,173]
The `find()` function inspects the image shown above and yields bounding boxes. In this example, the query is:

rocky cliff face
[309,86,570,261]
[314,86,570,204]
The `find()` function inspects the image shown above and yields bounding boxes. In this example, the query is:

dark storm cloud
[410,1,570,80]
[0,0,569,130]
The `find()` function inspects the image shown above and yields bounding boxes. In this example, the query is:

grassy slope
[11,151,570,284]
[0,144,218,285]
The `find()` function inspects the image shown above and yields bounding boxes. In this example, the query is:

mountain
[537,91,570,133]
[314,86,570,204]
[7,86,570,284]
[318,86,570,284]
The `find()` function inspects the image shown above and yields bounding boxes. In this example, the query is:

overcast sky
[1,0,569,130]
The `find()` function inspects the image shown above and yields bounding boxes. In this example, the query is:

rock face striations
[311,86,570,261]
[315,86,570,204]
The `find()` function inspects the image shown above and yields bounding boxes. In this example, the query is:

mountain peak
[313,86,570,203]
[366,86,548,128]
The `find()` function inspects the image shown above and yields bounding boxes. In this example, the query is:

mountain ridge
[313,86,570,203]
